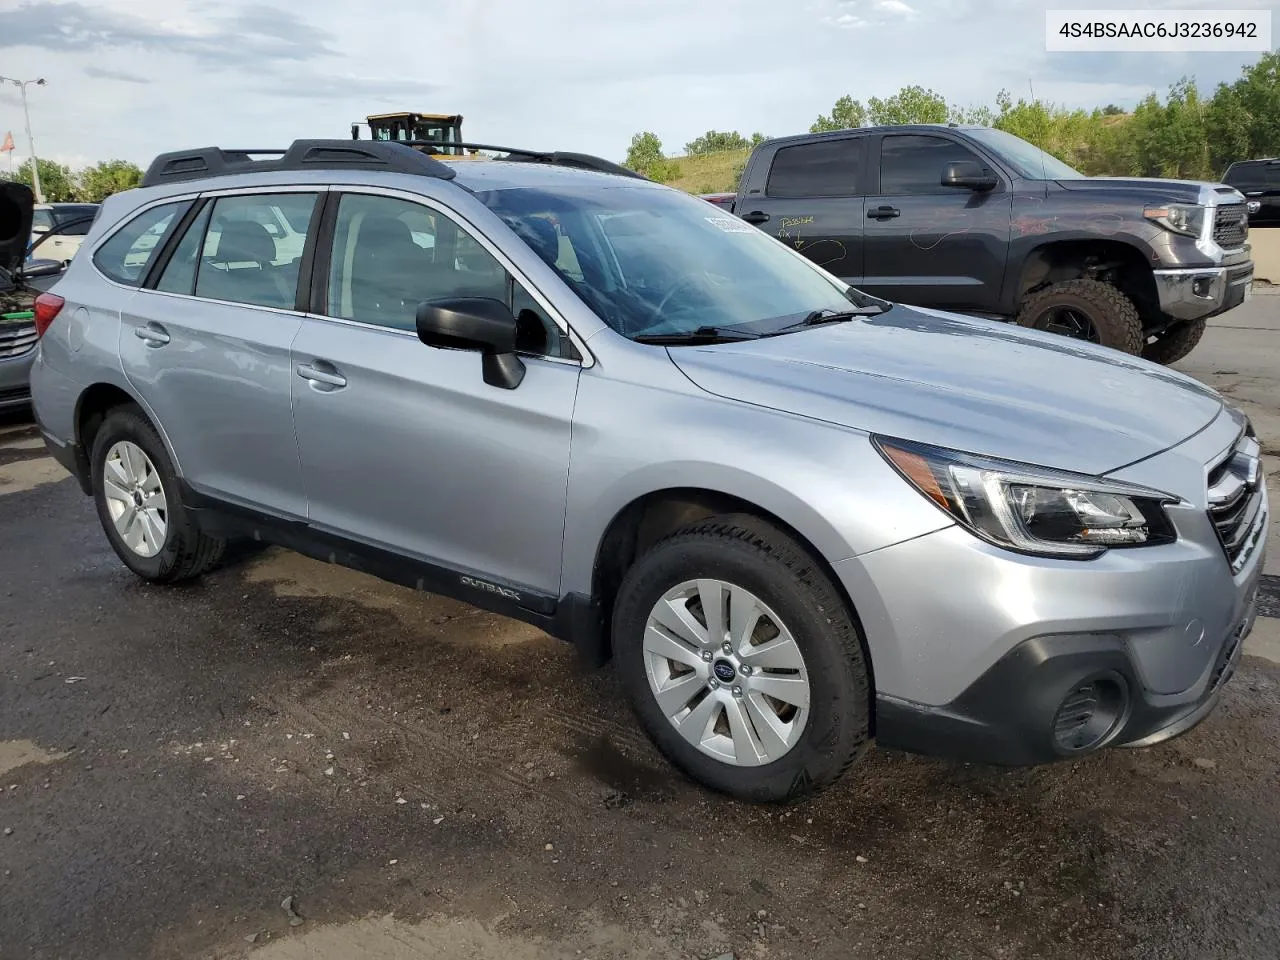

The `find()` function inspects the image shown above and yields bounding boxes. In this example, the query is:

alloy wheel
[642,579,811,767]
[102,440,168,559]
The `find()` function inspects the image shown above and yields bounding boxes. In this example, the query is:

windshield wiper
[634,325,760,345]
[766,305,888,336]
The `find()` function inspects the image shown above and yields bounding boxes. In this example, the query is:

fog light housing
[1192,277,1213,298]
[1052,673,1128,753]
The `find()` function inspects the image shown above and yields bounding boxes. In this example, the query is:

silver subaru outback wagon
[29,139,1267,803]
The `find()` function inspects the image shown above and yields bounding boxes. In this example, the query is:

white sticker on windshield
[705,216,754,234]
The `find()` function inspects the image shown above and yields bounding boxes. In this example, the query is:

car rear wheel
[1142,318,1206,365]
[1015,279,1143,355]
[612,514,871,803]
[91,404,224,583]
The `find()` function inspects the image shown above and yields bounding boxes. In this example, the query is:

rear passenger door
[119,188,321,518]
[860,133,1011,309]
[289,189,581,599]
[734,137,866,284]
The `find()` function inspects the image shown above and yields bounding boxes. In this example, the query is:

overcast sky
[0,0,1273,173]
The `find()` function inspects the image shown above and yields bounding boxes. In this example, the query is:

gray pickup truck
[707,125,1255,363]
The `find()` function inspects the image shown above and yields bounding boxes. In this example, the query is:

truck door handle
[867,206,900,220]
[740,211,770,224]
[297,362,347,389]
[134,323,170,346]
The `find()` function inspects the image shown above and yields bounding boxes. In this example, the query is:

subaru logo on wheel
[713,660,737,683]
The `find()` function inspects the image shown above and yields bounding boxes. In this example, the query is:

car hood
[668,306,1224,476]
[0,181,35,280]
[1054,177,1238,204]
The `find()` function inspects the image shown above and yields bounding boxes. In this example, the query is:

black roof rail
[141,139,458,187]
[402,140,649,180]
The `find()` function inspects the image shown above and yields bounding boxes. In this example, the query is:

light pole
[0,76,47,203]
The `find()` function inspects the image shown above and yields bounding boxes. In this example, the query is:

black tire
[1015,279,1143,355]
[1142,318,1206,365]
[612,514,871,803]
[90,404,224,584]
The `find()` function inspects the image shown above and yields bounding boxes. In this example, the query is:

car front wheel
[612,515,871,803]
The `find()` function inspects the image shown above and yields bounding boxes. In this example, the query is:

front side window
[324,193,566,357]
[766,139,861,198]
[92,200,192,286]
[879,135,990,196]
[476,183,879,341]
[193,192,318,309]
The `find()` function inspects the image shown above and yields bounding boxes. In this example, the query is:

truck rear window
[766,139,862,198]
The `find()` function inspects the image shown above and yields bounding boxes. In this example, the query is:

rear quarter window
[92,200,192,286]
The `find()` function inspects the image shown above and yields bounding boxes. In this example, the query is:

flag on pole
[0,132,14,153]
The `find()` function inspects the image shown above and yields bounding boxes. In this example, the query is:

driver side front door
[290,189,582,603]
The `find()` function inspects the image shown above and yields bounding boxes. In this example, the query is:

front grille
[0,386,31,404]
[0,319,38,359]
[1207,430,1266,573]
[1213,203,1249,249]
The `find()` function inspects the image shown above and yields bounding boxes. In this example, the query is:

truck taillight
[33,293,65,338]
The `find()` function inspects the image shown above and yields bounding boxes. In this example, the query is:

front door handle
[296,362,347,389]
[739,211,770,225]
[867,206,901,220]
[134,323,170,346]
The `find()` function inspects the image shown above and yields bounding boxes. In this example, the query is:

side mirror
[21,258,63,279]
[941,160,998,192]
[350,123,360,140]
[416,297,526,390]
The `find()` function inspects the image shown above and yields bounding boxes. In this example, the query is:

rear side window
[766,139,862,198]
[879,135,987,196]
[193,193,319,310]
[92,201,192,286]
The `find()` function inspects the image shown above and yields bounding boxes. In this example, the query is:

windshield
[965,128,1085,181]
[474,183,880,340]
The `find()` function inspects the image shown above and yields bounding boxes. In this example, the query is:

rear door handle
[867,206,900,220]
[134,323,170,346]
[296,362,347,389]
[740,211,770,225]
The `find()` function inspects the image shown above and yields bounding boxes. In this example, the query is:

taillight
[33,293,65,338]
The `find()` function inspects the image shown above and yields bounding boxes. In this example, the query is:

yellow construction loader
[350,112,467,156]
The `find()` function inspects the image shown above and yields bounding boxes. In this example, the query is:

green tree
[78,159,143,202]
[623,131,666,177]
[1205,84,1252,174]
[810,94,867,132]
[1219,51,1280,161]
[749,132,769,147]
[1129,79,1210,179]
[867,85,949,125]
[15,158,79,202]
[684,130,751,156]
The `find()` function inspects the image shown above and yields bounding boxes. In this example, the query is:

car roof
[443,158,664,193]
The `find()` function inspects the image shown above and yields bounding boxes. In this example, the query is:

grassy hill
[663,148,751,194]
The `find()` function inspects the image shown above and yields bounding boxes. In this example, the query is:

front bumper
[1153,261,1254,322]
[837,417,1267,766]
[873,587,1257,766]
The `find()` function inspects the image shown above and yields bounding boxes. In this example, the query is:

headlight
[1144,203,1206,238]
[874,437,1179,559]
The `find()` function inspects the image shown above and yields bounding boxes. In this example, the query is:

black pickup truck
[708,125,1255,363]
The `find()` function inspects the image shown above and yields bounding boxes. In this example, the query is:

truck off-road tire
[1015,279,1144,355]
[90,404,225,584]
[612,514,871,803]
[1142,318,1207,365]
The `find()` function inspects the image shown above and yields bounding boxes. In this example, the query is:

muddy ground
[2,296,1279,960]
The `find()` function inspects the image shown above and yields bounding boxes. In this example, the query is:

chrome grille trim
[1207,430,1266,574]
[0,320,38,359]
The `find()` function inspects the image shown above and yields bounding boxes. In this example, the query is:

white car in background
[29,203,101,265]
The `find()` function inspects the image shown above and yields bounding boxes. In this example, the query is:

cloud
[0,0,334,67]
[84,65,149,84]
[821,0,916,27]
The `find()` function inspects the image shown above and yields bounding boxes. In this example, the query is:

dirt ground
[2,295,1279,960]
